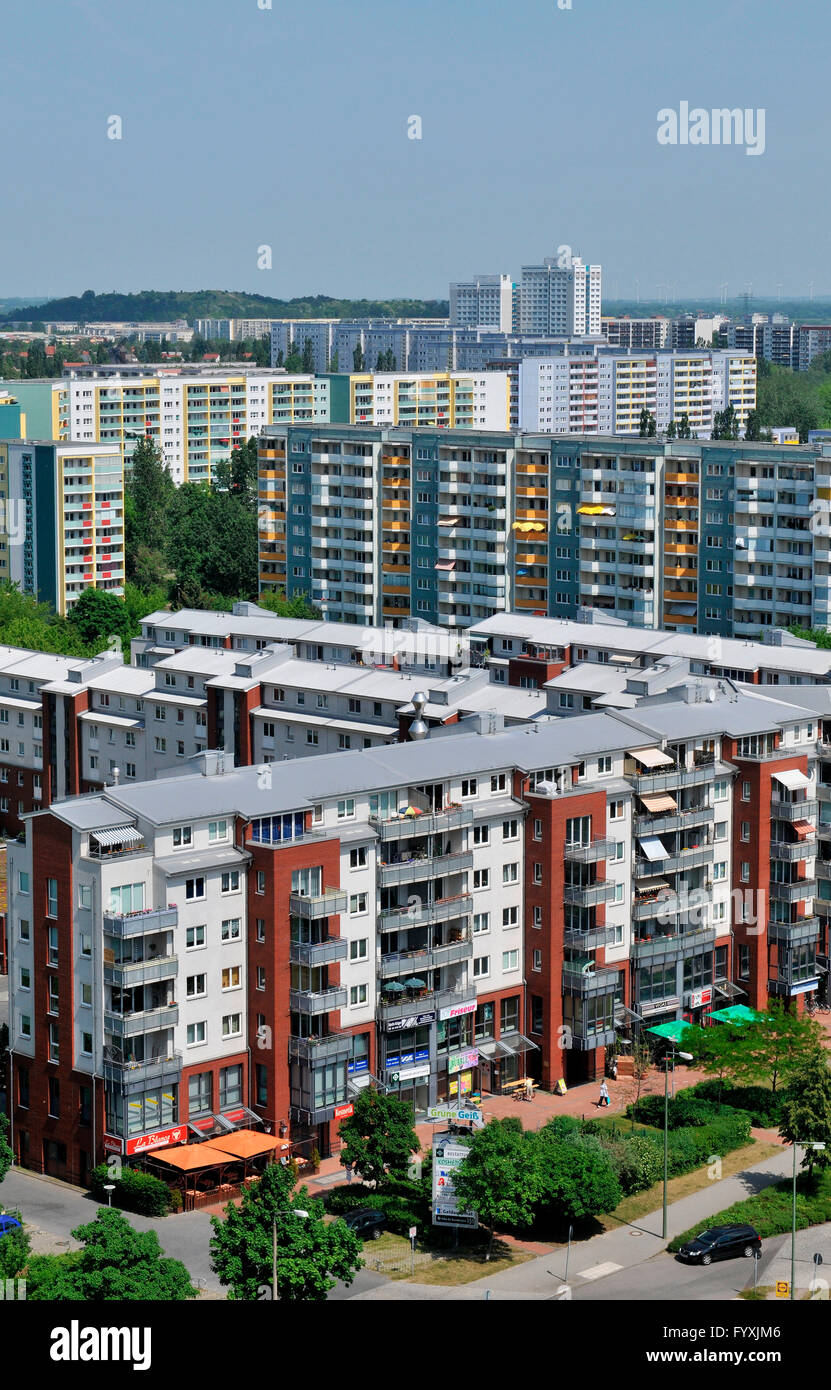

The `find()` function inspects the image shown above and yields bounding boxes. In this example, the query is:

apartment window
[209,820,229,842]
[473,825,489,846]
[338,798,355,819]
[306,730,319,746]
[502,819,518,841]
[188,1072,212,1117]
[490,773,506,793]
[738,944,750,979]
[350,846,367,869]
[741,862,750,882]
[473,912,489,934]
[173,826,192,848]
[741,821,751,842]
[350,984,368,1006]
[256,965,266,990]
[532,949,542,973]
[18,918,30,942]
[461,778,477,798]
[350,893,368,915]
[256,917,266,943]
[48,1076,60,1117]
[47,925,58,966]
[742,780,751,801]
[714,779,729,801]
[154,738,166,753]
[48,976,59,1014]
[503,862,518,884]
[350,938,368,961]
[81,933,91,957]
[80,982,92,1007]
[185,924,206,955]
[339,734,351,750]
[533,905,542,928]
[48,1023,59,1063]
[221,870,241,893]
[20,1015,31,1040]
[186,974,207,999]
[502,906,518,927]
[222,1014,242,1039]
[256,870,266,895]
[609,800,624,820]
[714,821,728,841]
[46,878,58,918]
[473,868,489,889]
[19,965,30,991]
[18,870,29,894]
[533,818,543,841]
[155,706,166,721]
[500,996,520,1033]
[597,755,612,775]
[473,956,489,978]
[713,862,727,881]
[221,919,241,941]
[222,965,241,991]
[187,1022,207,1046]
[186,877,205,900]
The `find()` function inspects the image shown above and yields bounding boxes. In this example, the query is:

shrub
[668,1171,831,1251]
[89,1163,172,1217]
[688,1081,784,1127]
[615,1134,664,1196]
[626,1093,718,1130]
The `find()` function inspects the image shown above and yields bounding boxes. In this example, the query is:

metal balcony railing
[767,918,821,948]
[563,879,616,907]
[377,851,473,887]
[289,889,348,919]
[103,955,178,987]
[288,1032,352,1062]
[371,806,475,840]
[103,906,178,937]
[563,838,615,863]
[289,986,348,1016]
[289,938,349,968]
[104,1004,179,1038]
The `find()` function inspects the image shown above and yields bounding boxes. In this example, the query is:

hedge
[325,1180,431,1238]
[89,1163,172,1216]
[686,1081,784,1127]
[668,1171,831,1251]
[626,1093,722,1130]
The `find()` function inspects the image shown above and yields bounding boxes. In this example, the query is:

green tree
[375,352,385,371]
[353,344,365,372]
[167,484,258,603]
[338,1088,420,1187]
[535,1129,622,1224]
[210,1162,362,1301]
[712,405,740,440]
[666,419,677,439]
[451,1119,541,1258]
[257,589,319,618]
[744,408,763,441]
[26,1207,197,1300]
[213,437,259,512]
[779,1047,831,1176]
[677,412,692,439]
[284,348,303,372]
[0,1209,30,1281]
[0,1111,13,1186]
[681,1022,747,1107]
[125,436,175,582]
[730,1002,821,1094]
[68,588,132,654]
[329,350,339,372]
[301,338,314,373]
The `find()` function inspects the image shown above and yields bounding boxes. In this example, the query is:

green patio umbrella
[384,981,406,993]
[404,977,427,989]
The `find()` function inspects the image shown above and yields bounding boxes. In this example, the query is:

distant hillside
[2,289,449,325]
[0,296,49,314]
[605,297,831,323]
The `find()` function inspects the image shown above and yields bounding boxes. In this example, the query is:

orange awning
[792,820,815,839]
[148,1141,241,1172]
[208,1129,289,1160]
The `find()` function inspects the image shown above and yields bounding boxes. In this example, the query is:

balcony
[769,840,815,862]
[377,984,475,1023]
[290,937,349,967]
[634,807,714,837]
[379,893,473,931]
[371,806,474,840]
[630,763,725,794]
[568,1023,618,1051]
[377,850,473,887]
[289,986,348,1015]
[563,879,616,907]
[379,938,472,978]
[562,963,618,997]
[563,837,615,863]
[101,1052,182,1094]
[634,845,714,877]
[104,1004,179,1038]
[563,925,616,951]
[768,918,821,948]
[768,878,817,904]
[103,906,178,938]
[289,889,348,919]
[288,1032,352,1063]
[104,954,178,987]
[633,925,716,960]
[770,798,818,822]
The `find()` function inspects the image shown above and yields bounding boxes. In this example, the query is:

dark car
[342,1208,386,1240]
[677,1224,761,1266]
[0,1215,22,1239]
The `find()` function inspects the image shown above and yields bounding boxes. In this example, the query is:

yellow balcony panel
[665,543,698,555]
[385,541,410,552]
[516,463,548,475]
[384,520,410,531]
[665,473,699,484]
[515,486,549,498]
[664,566,697,579]
[382,563,410,574]
[382,499,410,509]
[664,495,698,507]
[515,552,548,565]
[664,518,698,531]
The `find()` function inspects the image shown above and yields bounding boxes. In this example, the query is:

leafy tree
[730,1002,821,1094]
[213,437,259,512]
[338,1088,420,1187]
[167,484,258,603]
[210,1162,362,1301]
[451,1119,540,1258]
[0,1111,13,1185]
[0,1208,29,1281]
[353,344,365,372]
[638,408,657,437]
[301,339,314,373]
[535,1129,622,1224]
[712,404,740,440]
[284,348,303,373]
[744,408,763,441]
[25,1207,197,1300]
[125,436,175,583]
[329,350,339,372]
[677,412,692,439]
[69,587,132,654]
[257,589,319,618]
[681,1022,747,1106]
[666,419,677,439]
[376,352,385,371]
[779,1046,831,1176]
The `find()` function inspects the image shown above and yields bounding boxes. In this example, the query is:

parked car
[342,1208,386,1240]
[0,1215,22,1239]
[677,1224,761,1265]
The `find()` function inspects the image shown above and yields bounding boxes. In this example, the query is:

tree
[451,1119,541,1258]
[209,1162,362,1301]
[301,339,314,373]
[338,1087,420,1186]
[284,348,303,373]
[638,408,656,438]
[375,352,385,371]
[125,436,175,580]
[712,404,740,440]
[779,1046,831,1176]
[329,350,339,372]
[257,589,319,618]
[730,1002,821,1094]
[0,1209,30,1281]
[0,1111,13,1186]
[25,1207,197,1300]
[677,412,692,439]
[167,484,258,603]
[666,419,677,439]
[744,408,763,441]
[353,344,365,372]
[681,1022,746,1107]
[213,436,259,512]
[535,1129,622,1225]
[69,588,132,654]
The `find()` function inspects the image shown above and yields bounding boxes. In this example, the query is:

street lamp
[662,1050,693,1241]
[272,1208,309,1300]
[791,1142,826,1301]
[103,1184,115,1207]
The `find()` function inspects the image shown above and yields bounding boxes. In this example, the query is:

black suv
[342,1208,386,1240]
[677,1224,761,1265]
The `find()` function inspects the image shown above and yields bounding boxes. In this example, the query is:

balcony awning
[610,653,637,664]
[713,978,746,1000]
[639,792,678,813]
[438,516,462,526]
[632,746,674,768]
[638,835,670,862]
[91,825,143,848]
[435,561,456,572]
[636,877,671,891]
[773,769,811,791]
[793,820,815,839]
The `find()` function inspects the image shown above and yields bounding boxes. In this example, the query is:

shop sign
[439,1000,476,1021]
[427,1106,484,1128]
[640,996,680,1017]
[688,988,713,1009]
[432,1136,478,1229]
[334,1103,354,1120]
[103,1134,123,1155]
[125,1125,187,1157]
[448,1049,479,1075]
[388,1063,431,1083]
[385,1012,435,1032]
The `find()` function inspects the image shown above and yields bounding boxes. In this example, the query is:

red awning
[792,820,815,839]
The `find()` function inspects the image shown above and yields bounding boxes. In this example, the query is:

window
[742,780,751,801]
[256,870,266,895]
[473,868,489,889]
[173,825,192,848]
[500,996,520,1033]
[186,924,206,949]
[186,974,207,998]
[256,965,266,990]
[19,1014,31,1040]
[338,798,355,819]
[80,982,92,1007]
[187,1021,207,1046]
[219,1063,244,1109]
[188,1072,212,1117]
[502,906,518,926]
[502,819,518,840]
[18,918,30,942]
[350,938,368,960]
[473,825,489,846]
[48,1076,60,1117]
[222,1014,242,1039]
[350,984,368,1006]
[47,925,58,966]
[473,956,489,978]
[46,878,58,917]
[597,755,612,775]
[18,870,29,894]
[350,846,367,869]
[306,729,319,746]
[186,877,205,900]
[350,893,368,915]
[533,862,543,884]
[490,773,506,793]
[741,862,750,882]
[714,821,728,841]
[221,918,241,941]
[48,1023,60,1063]
[256,917,266,943]
[221,870,240,893]
[222,965,241,990]
[339,734,351,750]
[741,821,750,842]
[503,862,518,884]
[532,949,542,973]
[713,862,727,881]
[531,996,544,1033]
[473,912,489,934]
[19,965,30,991]
[461,778,478,798]
[209,820,229,842]
[154,738,166,753]
[714,779,729,801]
[533,905,542,928]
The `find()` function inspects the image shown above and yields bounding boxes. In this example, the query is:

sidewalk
[347,1147,795,1300]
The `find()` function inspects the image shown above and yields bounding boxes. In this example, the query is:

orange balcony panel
[517,463,548,475]
[384,520,410,531]
[665,543,697,554]
[664,496,698,507]
[665,473,698,484]
[382,605,409,617]
[516,487,549,497]
[382,564,410,575]
[514,598,548,611]
[515,508,546,521]
[515,575,542,586]
[664,566,697,579]
[663,589,698,602]
[664,612,697,625]
[385,542,410,552]
[664,518,698,531]
[515,552,548,565]
[382,499,410,509]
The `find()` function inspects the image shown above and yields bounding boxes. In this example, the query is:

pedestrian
[525,1076,534,1102]
[599,1079,610,1108]
[345,1162,353,1185]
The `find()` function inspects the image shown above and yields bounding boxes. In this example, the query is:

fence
[363,1247,434,1274]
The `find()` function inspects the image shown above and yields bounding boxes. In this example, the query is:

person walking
[598,1079,610,1108]
[345,1162,353,1184]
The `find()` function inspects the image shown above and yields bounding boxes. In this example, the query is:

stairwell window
[46,878,58,918]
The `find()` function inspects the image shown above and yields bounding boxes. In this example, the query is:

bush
[89,1163,172,1217]
[641,1109,753,1179]
[325,1182,430,1238]
[615,1134,664,1196]
[669,1171,831,1251]
[688,1081,784,1127]
[626,1094,718,1130]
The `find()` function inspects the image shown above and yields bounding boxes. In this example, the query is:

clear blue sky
[3,0,829,301]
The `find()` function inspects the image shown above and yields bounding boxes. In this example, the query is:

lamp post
[103,1184,115,1207]
[791,1142,826,1301]
[662,1050,693,1241]
[272,1208,309,1300]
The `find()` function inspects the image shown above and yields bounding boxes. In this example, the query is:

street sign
[776,1281,789,1299]
[431,1136,478,1230]
[427,1105,484,1128]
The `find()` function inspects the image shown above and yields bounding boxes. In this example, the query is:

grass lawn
[596,1139,783,1232]
[358,1229,533,1285]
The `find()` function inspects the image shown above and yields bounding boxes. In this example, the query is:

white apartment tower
[519,249,602,336]
[450,275,515,332]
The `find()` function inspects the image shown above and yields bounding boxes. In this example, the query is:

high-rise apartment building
[345,372,510,430]
[519,251,602,336]
[450,275,515,331]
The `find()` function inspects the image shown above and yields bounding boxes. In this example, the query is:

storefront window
[500,996,520,1035]
[383,1027,430,1070]
[348,1032,370,1073]
[188,1071,212,1117]
[683,952,713,993]
[437,1015,473,1051]
[313,1062,347,1109]
[475,1002,494,1041]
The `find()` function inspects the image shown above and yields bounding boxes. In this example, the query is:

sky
[2,0,830,302]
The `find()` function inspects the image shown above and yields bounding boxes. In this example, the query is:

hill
[2,289,449,325]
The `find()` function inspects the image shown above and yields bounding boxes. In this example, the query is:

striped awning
[91,826,143,848]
